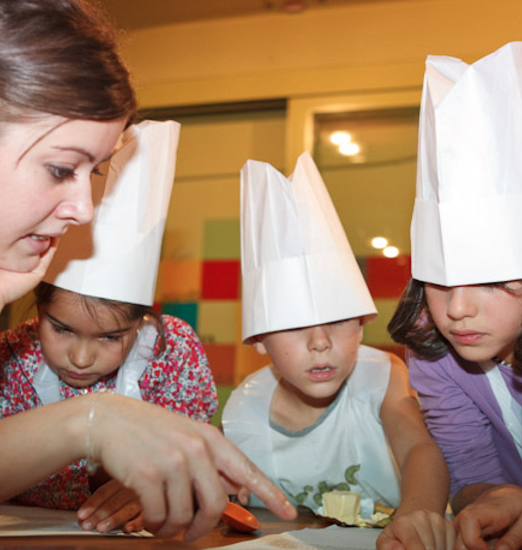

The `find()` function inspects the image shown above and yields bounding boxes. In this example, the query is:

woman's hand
[377,509,455,550]
[78,479,143,533]
[0,239,57,311]
[455,485,522,550]
[89,394,296,541]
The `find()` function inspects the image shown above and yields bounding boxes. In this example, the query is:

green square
[203,219,240,260]
[211,385,234,427]
[161,302,198,332]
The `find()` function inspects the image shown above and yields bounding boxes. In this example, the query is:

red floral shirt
[0,315,218,510]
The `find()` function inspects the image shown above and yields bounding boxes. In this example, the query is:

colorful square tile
[366,256,411,299]
[158,259,201,302]
[362,298,400,347]
[203,219,240,260]
[161,302,198,332]
[205,344,236,386]
[201,260,240,300]
[197,300,238,345]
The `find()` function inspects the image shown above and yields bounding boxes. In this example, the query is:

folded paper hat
[44,119,180,305]
[411,42,522,286]
[241,151,376,344]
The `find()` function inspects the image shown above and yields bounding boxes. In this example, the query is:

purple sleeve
[407,351,507,497]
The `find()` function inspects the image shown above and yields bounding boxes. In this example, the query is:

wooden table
[0,507,333,550]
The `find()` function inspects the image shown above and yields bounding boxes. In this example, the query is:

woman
[0,0,295,540]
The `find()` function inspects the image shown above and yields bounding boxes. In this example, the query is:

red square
[366,256,411,299]
[201,260,240,300]
[205,344,236,385]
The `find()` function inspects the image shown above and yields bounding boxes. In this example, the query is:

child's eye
[91,167,104,177]
[102,334,123,343]
[47,164,76,182]
[51,324,70,335]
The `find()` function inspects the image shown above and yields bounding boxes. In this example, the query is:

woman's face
[0,116,126,273]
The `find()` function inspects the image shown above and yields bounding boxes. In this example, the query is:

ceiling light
[383,246,399,258]
[339,142,360,156]
[371,237,388,249]
[330,131,351,145]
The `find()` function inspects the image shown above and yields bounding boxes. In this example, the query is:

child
[223,152,453,550]
[0,120,218,532]
[388,42,522,550]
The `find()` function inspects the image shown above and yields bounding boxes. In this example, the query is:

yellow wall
[116,0,522,386]
[122,0,522,108]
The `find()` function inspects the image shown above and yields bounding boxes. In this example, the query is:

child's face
[425,281,522,365]
[254,319,363,403]
[38,289,142,388]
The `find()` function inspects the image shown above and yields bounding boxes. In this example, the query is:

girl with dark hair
[389,43,522,550]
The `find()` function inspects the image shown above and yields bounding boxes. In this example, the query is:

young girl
[389,43,522,550]
[0,119,218,532]
[223,152,454,550]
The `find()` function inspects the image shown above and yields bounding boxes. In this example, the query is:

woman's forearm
[0,394,90,500]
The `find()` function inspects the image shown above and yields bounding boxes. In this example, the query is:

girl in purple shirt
[390,43,522,550]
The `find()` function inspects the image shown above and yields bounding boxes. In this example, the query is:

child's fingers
[94,501,142,533]
[237,486,251,506]
[380,510,454,550]
[123,512,145,533]
[78,479,142,531]
[77,478,122,520]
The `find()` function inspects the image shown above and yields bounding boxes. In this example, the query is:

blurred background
[6,0,522,422]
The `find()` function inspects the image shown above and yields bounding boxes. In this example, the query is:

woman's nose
[55,178,94,226]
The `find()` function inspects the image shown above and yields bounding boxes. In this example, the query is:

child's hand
[454,485,522,550]
[77,479,143,533]
[376,510,455,550]
[235,486,251,506]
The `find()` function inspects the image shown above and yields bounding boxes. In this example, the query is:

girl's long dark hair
[388,278,449,360]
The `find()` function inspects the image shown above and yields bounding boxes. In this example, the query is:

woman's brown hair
[0,0,137,123]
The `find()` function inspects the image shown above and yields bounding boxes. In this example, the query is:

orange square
[158,259,201,302]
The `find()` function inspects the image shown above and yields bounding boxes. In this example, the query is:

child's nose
[308,326,331,352]
[447,287,478,320]
[69,340,95,369]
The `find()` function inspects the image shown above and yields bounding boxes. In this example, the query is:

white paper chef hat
[241,151,377,344]
[411,42,522,286]
[44,119,180,305]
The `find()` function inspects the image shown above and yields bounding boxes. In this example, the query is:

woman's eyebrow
[51,146,95,163]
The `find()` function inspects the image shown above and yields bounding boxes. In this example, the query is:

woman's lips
[24,234,52,255]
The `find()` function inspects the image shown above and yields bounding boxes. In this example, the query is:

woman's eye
[91,167,104,177]
[47,165,76,182]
